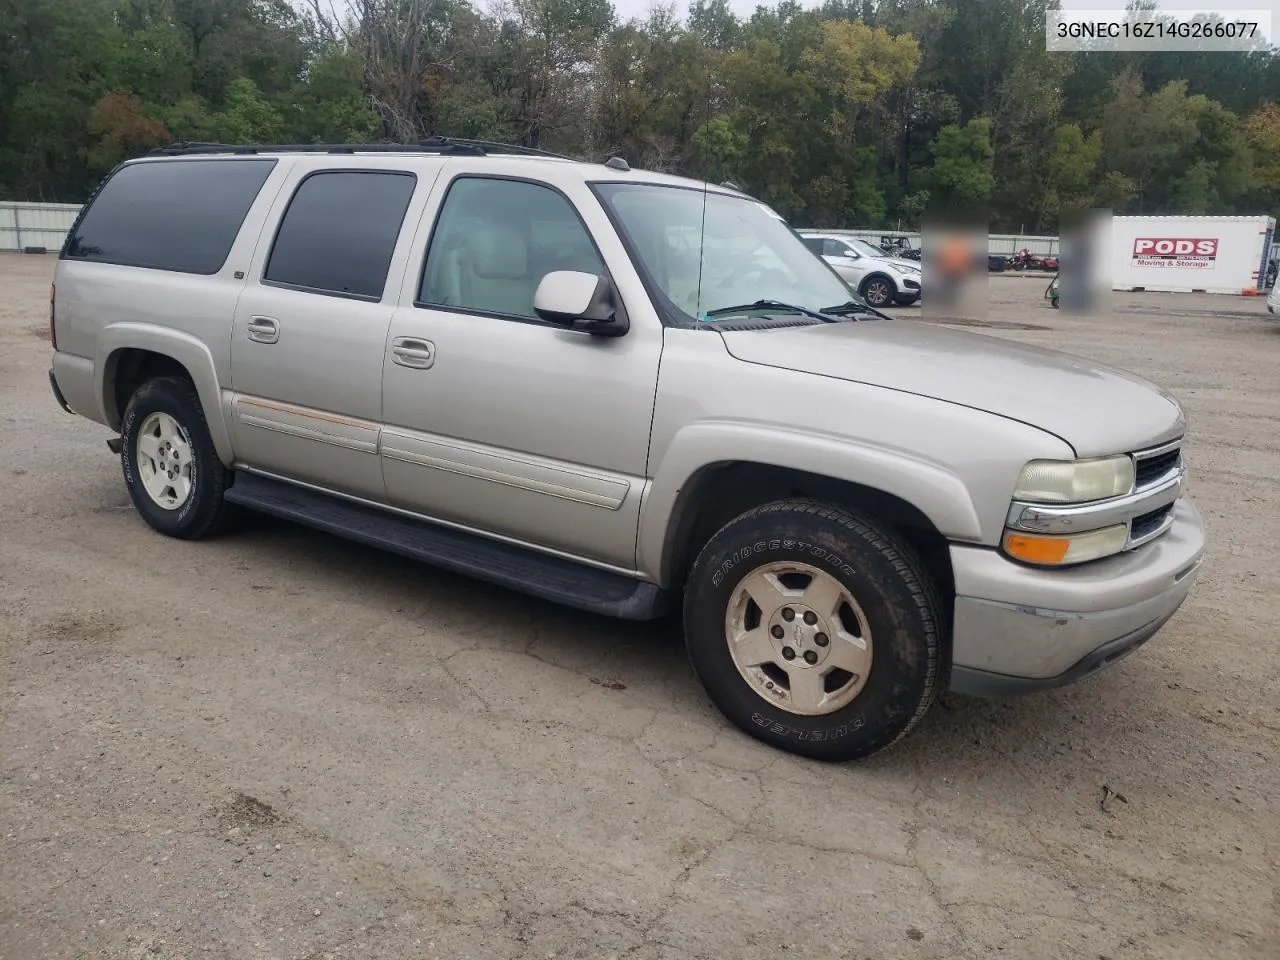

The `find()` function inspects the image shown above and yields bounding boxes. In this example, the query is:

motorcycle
[1010,249,1059,272]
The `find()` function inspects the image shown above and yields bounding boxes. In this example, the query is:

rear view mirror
[533,271,628,337]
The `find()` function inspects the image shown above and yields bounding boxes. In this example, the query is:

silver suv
[798,232,922,307]
[48,141,1204,761]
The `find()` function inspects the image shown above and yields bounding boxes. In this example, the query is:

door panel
[380,309,655,566]
[229,287,392,498]
[228,163,436,499]
[380,174,661,568]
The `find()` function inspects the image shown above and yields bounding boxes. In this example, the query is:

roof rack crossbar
[146,138,577,161]
[438,138,577,160]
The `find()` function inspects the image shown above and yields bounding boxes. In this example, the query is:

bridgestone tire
[683,499,943,761]
[120,376,236,539]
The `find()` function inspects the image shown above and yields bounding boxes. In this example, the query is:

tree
[211,76,282,143]
[1037,123,1101,225]
[86,91,170,169]
[1244,103,1280,210]
[929,117,995,207]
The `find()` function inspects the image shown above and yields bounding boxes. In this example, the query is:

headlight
[1003,524,1129,566]
[1013,456,1135,503]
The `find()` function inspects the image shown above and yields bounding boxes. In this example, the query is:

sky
[303,0,828,28]
[608,0,824,21]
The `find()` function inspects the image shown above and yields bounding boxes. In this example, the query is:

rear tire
[683,499,943,761]
[120,376,237,539]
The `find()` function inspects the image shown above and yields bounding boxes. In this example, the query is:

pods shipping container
[1110,215,1276,296]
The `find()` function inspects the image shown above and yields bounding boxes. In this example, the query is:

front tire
[683,499,942,761]
[859,275,894,308]
[120,376,236,539]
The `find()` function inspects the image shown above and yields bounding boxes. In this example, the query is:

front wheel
[120,376,237,539]
[683,500,943,761]
[859,275,894,308]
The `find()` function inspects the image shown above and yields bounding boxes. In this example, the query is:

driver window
[418,176,603,320]
[823,239,853,258]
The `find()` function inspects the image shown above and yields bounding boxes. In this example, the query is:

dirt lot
[2,252,1277,960]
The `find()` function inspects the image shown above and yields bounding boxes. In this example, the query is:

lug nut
[781,608,795,622]
[771,625,784,639]
[814,633,829,647]
[803,611,817,625]
[781,646,796,661]
[803,650,818,665]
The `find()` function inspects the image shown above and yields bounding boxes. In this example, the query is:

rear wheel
[120,376,236,539]
[683,499,943,761]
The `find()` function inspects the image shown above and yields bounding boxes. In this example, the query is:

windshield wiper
[702,300,837,323]
[819,300,887,320]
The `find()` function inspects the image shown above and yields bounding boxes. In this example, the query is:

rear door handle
[246,316,280,344]
[391,337,435,369]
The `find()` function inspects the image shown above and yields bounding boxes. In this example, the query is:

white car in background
[799,232,923,308]
[1268,275,1279,314]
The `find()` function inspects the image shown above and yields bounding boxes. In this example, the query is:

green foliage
[1,0,1278,227]
[929,117,995,206]
[210,77,282,143]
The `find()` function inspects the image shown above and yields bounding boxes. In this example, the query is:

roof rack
[146,137,578,160]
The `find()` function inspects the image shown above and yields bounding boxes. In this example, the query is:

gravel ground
[2,252,1277,960]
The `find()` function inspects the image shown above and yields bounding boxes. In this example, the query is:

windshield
[845,237,892,259]
[594,182,859,322]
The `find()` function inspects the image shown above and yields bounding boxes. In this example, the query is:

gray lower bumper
[49,368,74,414]
[947,498,1205,695]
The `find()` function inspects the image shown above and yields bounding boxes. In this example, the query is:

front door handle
[246,316,280,344]
[391,337,435,369]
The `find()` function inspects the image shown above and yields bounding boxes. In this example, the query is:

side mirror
[533,271,628,337]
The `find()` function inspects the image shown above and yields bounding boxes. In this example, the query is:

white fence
[818,229,1060,257]
[2,199,1062,257]
[0,202,80,253]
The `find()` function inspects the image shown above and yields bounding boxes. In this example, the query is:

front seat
[463,221,533,317]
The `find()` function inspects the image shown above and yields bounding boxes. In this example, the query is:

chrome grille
[1006,437,1185,551]
[1130,503,1175,541]
[1134,441,1182,489]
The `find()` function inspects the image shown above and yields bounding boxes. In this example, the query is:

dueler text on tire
[683,499,943,761]
[120,376,236,539]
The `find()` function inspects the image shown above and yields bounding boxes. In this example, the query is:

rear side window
[63,158,276,274]
[264,171,416,300]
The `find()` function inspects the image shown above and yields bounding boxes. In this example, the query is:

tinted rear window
[63,158,276,274]
[264,170,416,300]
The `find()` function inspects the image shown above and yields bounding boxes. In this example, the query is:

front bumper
[948,497,1205,696]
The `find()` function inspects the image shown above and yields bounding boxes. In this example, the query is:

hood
[719,318,1184,457]
[873,254,919,271]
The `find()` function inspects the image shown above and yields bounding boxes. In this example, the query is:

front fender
[637,420,984,582]
[96,323,234,465]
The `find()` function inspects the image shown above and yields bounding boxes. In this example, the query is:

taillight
[49,283,57,350]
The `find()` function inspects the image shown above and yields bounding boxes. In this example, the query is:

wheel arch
[97,324,233,465]
[650,459,959,627]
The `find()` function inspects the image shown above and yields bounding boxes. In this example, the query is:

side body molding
[96,322,235,465]
[638,421,985,583]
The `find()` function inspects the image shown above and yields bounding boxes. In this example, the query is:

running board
[223,472,670,620]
